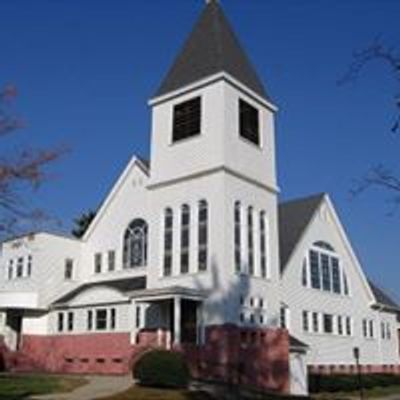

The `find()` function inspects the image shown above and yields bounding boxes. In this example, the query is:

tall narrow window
[310,250,320,289]
[280,306,289,329]
[337,316,343,335]
[27,255,32,277]
[57,313,64,332]
[172,97,201,142]
[16,257,23,278]
[239,99,260,146]
[321,254,331,291]
[247,207,254,275]
[135,306,141,329]
[332,258,341,294]
[369,320,374,338]
[302,311,309,332]
[8,260,13,280]
[87,310,93,331]
[198,200,208,271]
[362,319,368,338]
[234,202,241,274]
[163,208,173,276]
[110,308,116,330]
[302,259,308,287]
[259,211,268,278]
[123,219,148,268]
[343,271,349,295]
[64,259,74,280]
[94,253,102,274]
[323,314,333,334]
[180,205,190,274]
[67,312,74,331]
[312,312,319,333]
[346,317,352,336]
[108,250,115,271]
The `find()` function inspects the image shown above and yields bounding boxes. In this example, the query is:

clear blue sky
[1,0,399,298]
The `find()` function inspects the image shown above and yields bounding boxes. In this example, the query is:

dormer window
[172,97,201,142]
[239,99,260,146]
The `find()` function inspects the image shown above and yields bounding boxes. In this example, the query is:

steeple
[155,1,268,99]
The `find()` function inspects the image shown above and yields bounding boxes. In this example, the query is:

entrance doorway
[6,311,23,351]
[181,299,198,344]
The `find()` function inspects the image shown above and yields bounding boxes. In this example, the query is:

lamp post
[353,347,364,400]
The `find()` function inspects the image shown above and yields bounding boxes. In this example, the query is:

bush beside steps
[133,350,190,389]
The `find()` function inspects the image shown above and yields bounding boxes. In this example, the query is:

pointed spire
[155,1,268,99]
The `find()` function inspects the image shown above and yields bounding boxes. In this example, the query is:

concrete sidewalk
[32,375,133,400]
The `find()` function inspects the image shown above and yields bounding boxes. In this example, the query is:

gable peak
[154,1,269,100]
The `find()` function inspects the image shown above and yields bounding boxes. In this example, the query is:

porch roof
[127,286,208,302]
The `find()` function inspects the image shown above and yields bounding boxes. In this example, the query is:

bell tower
[147,1,281,327]
[148,0,278,194]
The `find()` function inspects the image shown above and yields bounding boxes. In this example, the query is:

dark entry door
[181,300,197,344]
[7,312,23,350]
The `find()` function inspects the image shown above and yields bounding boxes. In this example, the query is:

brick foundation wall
[3,325,290,394]
[183,325,290,394]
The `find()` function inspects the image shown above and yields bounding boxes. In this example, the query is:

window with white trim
[108,250,115,271]
[259,211,268,278]
[163,208,173,276]
[247,207,254,275]
[123,219,148,268]
[234,201,241,274]
[305,242,348,296]
[180,204,190,274]
[64,259,74,280]
[198,200,208,271]
[172,97,201,143]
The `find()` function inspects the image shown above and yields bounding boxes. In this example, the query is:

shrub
[309,373,400,393]
[133,350,190,389]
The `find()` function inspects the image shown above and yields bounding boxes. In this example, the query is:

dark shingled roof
[289,335,309,350]
[53,277,146,305]
[369,280,400,311]
[279,193,325,272]
[155,0,268,99]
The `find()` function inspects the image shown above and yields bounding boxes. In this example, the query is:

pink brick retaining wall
[0,325,290,394]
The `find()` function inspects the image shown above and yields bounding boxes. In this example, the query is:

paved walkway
[32,375,133,400]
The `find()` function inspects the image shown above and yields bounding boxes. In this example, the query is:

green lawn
[0,373,87,400]
[95,386,215,400]
[95,386,308,400]
[315,384,400,399]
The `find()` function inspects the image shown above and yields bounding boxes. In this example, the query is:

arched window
[234,201,241,274]
[307,241,346,295]
[247,207,254,275]
[180,204,190,274]
[198,200,208,271]
[163,208,173,276]
[123,219,148,268]
[259,211,267,278]
[314,241,335,252]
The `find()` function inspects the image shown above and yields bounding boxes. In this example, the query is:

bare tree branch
[0,84,66,236]
[339,39,400,134]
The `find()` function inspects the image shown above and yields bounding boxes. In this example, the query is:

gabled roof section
[155,0,268,100]
[52,277,146,306]
[82,155,149,241]
[368,280,400,312]
[279,193,325,272]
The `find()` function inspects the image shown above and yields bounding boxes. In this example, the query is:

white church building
[0,0,399,395]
